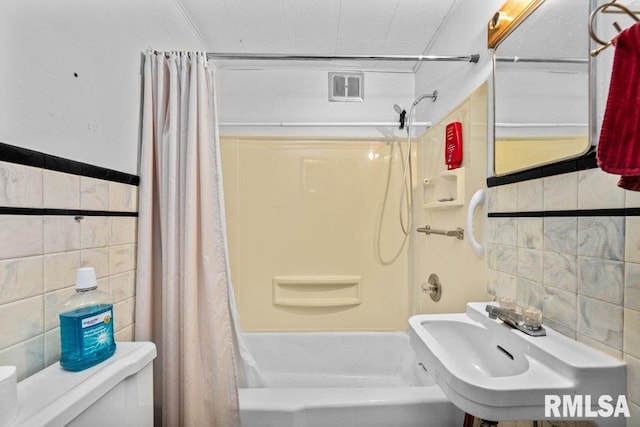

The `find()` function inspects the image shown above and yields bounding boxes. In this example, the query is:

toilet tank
[13,341,156,427]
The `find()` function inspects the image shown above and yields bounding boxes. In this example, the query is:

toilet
[10,341,156,426]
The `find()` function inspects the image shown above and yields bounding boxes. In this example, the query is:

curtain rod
[218,121,432,128]
[206,53,480,63]
[496,56,588,64]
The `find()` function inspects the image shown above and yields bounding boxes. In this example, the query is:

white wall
[0,0,204,175]
[414,0,503,126]
[217,68,416,139]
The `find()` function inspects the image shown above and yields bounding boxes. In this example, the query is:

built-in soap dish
[422,167,465,210]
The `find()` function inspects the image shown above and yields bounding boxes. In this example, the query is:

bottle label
[79,307,114,354]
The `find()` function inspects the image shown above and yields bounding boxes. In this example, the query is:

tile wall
[487,166,640,422]
[0,160,138,381]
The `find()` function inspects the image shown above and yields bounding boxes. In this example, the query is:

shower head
[412,90,438,106]
[393,104,407,130]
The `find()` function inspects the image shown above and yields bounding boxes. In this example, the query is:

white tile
[283,0,340,40]
[517,248,543,283]
[0,161,42,208]
[626,262,640,311]
[110,244,136,275]
[114,297,135,332]
[486,187,498,212]
[44,286,75,331]
[577,333,622,360]
[626,217,640,263]
[0,215,43,260]
[517,218,543,250]
[544,217,577,255]
[578,257,624,305]
[486,268,497,295]
[543,286,577,330]
[110,217,137,246]
[44,328,60,367]
[625,354,640,412]
[543,252,578,292]
[81,247,109,279]
[43,216,81,254]
[492,218,517,246]
[496,183,518,212]
[80,216,111,249]
[0,256,43,305]
[385,0,449,42]
[110,271,135,303]
[43,170,79,209]
[80,177,109,210]
[544,173,577,211]
[625,308,640,359]
[629,401,640,426]
[224,0,289,41]
[0,334,44,381]
[517,179,543,211]
[337,0,398,41]
[109,182,138,212]
[626,187,640,208]
[496,245,517,275]
[516,277,542,310]
[115,324,134,342]
[97,277,111,296]
[0,295,44,349]
[486,243,497,270]
[578,168,626,209]
[577,295,623,350]
[543,318,576,340]
[494,271,517,300]
[577,217,624,261]
[43,251,80,292]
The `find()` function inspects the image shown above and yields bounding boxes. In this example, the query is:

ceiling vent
[328,72,364,102]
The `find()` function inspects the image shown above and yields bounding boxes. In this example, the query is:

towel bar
[416,225,464,240]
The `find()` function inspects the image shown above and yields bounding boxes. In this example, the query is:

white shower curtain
[135,50,245,426]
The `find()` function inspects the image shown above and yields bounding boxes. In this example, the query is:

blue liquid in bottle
[59,268,116,371]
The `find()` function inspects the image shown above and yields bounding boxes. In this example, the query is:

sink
[409,302,626,422]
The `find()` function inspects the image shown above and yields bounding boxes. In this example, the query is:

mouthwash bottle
[59,267,116,371]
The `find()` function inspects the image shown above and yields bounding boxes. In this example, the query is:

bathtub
[239,332,464,427]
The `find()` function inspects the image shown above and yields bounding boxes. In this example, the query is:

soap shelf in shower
[422,167,465,210]
[272,275,362,307]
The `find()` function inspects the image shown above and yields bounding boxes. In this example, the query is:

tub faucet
[485,305,546,337]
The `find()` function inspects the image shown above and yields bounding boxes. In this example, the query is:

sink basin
[409,302,626,422]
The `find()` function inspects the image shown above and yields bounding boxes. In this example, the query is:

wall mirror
[492,0,595,176]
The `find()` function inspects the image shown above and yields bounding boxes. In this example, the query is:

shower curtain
[135,50,247,426]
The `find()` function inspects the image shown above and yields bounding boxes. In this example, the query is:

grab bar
[416,225,464,240]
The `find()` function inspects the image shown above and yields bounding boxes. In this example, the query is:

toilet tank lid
[14,342,157,427]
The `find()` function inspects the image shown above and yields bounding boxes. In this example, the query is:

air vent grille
[328,72,364,102]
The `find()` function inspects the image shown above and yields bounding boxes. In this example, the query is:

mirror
[492,0,594,176]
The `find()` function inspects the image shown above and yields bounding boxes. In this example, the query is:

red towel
[597,21,640,191]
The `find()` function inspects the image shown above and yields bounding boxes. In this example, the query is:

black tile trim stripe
[0,142,140,186]
[487,150,597,188]
[488,208,640,218]
[0,207,138,217]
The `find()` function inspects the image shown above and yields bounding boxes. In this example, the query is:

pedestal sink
[409,302,626,425]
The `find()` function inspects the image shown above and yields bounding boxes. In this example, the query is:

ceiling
[176,0,459,72]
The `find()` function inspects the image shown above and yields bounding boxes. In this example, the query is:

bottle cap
[76,267,98,290]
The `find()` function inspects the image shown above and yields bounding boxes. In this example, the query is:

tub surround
[487,165,640,416]
[0,142,139,381]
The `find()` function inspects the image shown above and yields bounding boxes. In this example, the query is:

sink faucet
[485,305,546,337]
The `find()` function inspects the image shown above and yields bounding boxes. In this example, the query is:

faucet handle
[523,307,543,330]
[498,297,516,310]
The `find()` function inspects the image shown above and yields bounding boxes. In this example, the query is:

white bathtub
[239,332,464,427]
